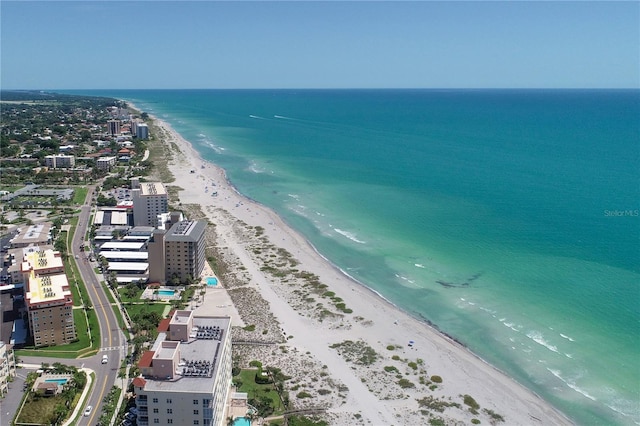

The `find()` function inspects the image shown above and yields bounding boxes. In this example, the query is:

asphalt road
[71,185,127,426]
[1,185,127,425]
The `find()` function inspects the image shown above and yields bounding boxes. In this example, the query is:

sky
[1,1,638,90]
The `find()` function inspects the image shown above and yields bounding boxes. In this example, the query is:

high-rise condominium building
[164,220,207,284]
[108,119,121,136]
[131,178,169,227]
[133,311,232,426]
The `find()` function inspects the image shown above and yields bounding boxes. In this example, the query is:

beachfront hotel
[131,178,169,227]
[147,219,206,285]
[132,310,233,426]
[21,249,75,347]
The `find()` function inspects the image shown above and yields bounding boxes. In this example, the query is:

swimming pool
[45,378,68,385]
[232,418,250,426]
[158,289,176,296]
[206,277,218,286]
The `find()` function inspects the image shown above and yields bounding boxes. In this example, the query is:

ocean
[71,89,639,425]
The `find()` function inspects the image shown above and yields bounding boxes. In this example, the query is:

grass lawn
[72,186,88,204]
[16,394,64,424]
[124,302,168,319]
[117,286,144,303]
[0,185,23,192]
[235,369,284,414]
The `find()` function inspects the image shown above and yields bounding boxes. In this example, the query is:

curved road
[71,185,126,425]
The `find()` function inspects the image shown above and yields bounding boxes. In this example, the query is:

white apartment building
[44,154,75,169]
[97,156,118,171]
[133,311,232,426]
[131,178,169,227]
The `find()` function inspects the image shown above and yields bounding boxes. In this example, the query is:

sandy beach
[149,116,572,426]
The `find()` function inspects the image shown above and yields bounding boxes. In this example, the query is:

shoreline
[134,102,573,425]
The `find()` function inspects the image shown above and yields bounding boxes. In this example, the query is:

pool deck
[140,286,183,300]
[192,262,245,327]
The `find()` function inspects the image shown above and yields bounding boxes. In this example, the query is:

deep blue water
[69,89,639,425]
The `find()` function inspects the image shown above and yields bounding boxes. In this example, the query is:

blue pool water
[206,277,218,286]
[45,378,68,385]
[232,418,250,426]
[158,289,175,296]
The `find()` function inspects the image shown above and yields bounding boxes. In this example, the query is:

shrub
[249,360,262,368]
[471,419,481,425]
[255,372,271,384]
[463,394,480,411]
[317,389,331,395]
[384,366,398,373]
[386,345,395,351]
[398,378,415,389]
[391,355,401,360]
[408,361,418,370]
[430,375,442,383]
[296,391,312,399]
[243,324,256,331]
[482,409,504,423]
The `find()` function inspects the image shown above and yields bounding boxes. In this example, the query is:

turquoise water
[69,89,639,425]
[232,418,251,426]
[158,289,175,296]
[44,378,68,385]
[207,277,219,286]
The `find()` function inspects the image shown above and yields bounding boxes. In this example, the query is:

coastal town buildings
[21,249,76,347]
[131,178,169,227]
[132,311,232,426]
[44,154,75,169]
[0,342,16,396]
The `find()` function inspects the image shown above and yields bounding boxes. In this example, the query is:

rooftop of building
[136,182,167,196]
[10,223,52,245]
[100,241,145,251]
[25,272,71,306]
[20,249,64,274]
[107,262,149,271]
[99,251,148,260]
[139,314,231,394]
[164,220,206,243]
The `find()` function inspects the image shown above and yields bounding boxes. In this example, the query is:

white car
[102,354,108,364]
[84,405,93,416]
